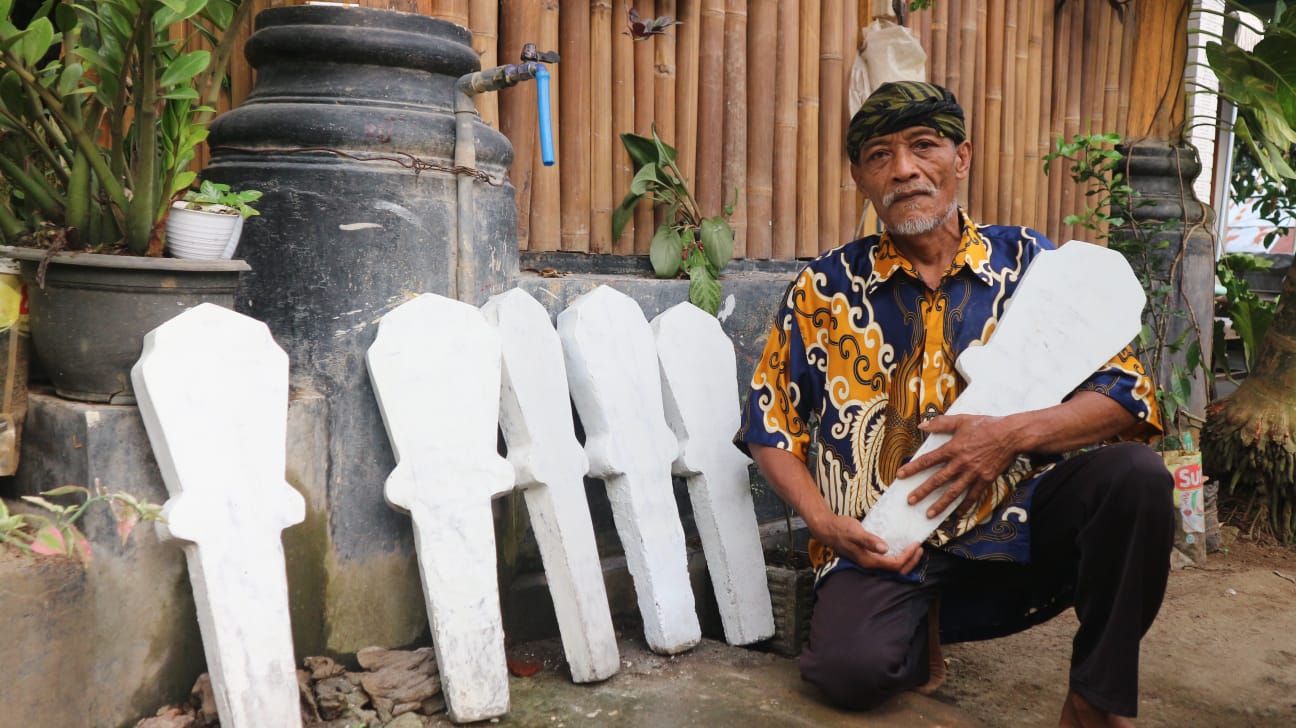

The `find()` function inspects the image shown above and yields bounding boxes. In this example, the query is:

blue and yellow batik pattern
[738,211,1160,581]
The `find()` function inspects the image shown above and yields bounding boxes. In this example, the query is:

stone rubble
[135,648,446,728]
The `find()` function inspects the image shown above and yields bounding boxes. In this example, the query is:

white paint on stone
[558,286,702,655]
[481,288,620,683]
[367,293,516,723]
[130,303,305,728]
[653,303,775,645]
[862,241,1148,556]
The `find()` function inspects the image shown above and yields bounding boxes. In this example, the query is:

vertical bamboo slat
[1117,6,1137,138]
[499,0,541,250]
[771,0,798,259]
[429,0,470,27]
[612,0,636,252]
[560,0,591,252]
[1047,3,1070,243]
[838,0,858,241]
[697,0,726,217]
[632,0,657,254]
[1003,0,1023,223]
[817,0,842,251]
[1035,0,1055,230]
[969,1,987,217]
[1104,8,1126,141]
[655,0,679,148]
[746,0,777,259]
[931,0,948,87]
[469,0,498,127]
[722,0,748,257]
[676,0,702,188]
[981,1,1004,223]
[530,0,562,251]
[590,0,615,253]
[1021,0,1044,230]
[795,0,819,258]
[955,0,974,206]
[1062,0,1083,243]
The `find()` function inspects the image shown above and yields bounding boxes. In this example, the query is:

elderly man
[737,81,1173,727]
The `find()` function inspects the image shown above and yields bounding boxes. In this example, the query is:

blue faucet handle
[536,65,555,167]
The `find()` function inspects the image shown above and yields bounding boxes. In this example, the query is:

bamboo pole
[591,0,614,253]
[839,0,858,241]
[697,0,726,218]
[1035,0,1054,231]
[1047,3,1070,242]
[560,0,591,252]
[1062,0,1083,243]
[796,0,820,258]
[969,1,987,217]
[722,0,748,257]
[746,0,777,259]
[500,0,541,250]
[469,0,498,127]
[982,1,1004,223]
[612,0,636,253]
[955,0,973,206]
[675,0,702,189]
[1117,5,1137,138]
[1126,0,1188,141]
[655,0,679,149]
[1004,0,1024,223]
[931,0,948,87]
[429,0,470,27]
[633,0,657,254]
[771,0,798,259]
[1104,7,1126,141]
[1021,0,1044,230]
[817,0,842,251]
[530,0,561,251]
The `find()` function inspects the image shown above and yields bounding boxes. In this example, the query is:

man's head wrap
[845,81,967,163]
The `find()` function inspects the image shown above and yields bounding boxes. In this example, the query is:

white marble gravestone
[366,293,516,723]
[862,241,1147,556]
[558,286,702,655]
[130,303,305,728]
[481,288,620,683]
[652,303,776,645]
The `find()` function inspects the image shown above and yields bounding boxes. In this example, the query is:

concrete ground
[427,637,979,728]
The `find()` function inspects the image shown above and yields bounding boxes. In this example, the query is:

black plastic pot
[0,247,248,404]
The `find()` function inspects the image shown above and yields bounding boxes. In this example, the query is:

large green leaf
[629,163,659,196]
[159,49,211,89]
[611,195,641,240]
[16,17,55,67]
[699,216,733,273]
[688,266,722,316]
[649,225,683,278]
[0,71,22,114]
[620,131,660,170]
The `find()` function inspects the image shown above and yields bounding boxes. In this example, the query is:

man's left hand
[895,414,1022,519]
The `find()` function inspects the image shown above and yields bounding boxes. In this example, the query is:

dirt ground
[934,535,1296,727]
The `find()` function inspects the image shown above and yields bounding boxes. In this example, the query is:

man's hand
[817,512,924,574]
[896,414,1023,519]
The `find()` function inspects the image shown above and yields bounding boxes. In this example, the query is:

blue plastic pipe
[536,64,555,166]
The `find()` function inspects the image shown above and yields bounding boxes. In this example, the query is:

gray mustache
[882,183,937,207]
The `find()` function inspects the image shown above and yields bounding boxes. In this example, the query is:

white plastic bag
[848,19,929,118]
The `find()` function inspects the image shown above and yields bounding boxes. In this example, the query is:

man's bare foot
[1058,690,1134,727]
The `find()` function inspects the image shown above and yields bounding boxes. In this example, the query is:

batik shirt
[737,211,1160,583]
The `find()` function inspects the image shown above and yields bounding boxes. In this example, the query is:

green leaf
[171,170,197,195]
[42,485,89,497]
[722,186,739,217]
[611,196,640,240]
[629,163,659,196]
[159,49,211,89]
[0,71,22,115]
[620,132,660,170]
[649,123,679,166]
[17,17,55,67]
[699,217,734,273]
[0,0,12,24]
[57,62,84,95]
[22,495,67,514]
[161,87,200,100]
[649,225,683,278]
[30,525,67,556]
[689,266,723,316]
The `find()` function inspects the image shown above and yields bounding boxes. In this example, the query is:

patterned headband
[846,81,967,163]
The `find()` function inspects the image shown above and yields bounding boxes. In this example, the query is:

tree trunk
[1204,260,1296,543]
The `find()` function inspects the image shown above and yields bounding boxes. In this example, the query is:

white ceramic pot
[165,202,245,260]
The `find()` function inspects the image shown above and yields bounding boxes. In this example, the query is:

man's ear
[954,139,973,180]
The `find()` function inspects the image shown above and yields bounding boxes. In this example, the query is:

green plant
[614,124,735,316]
[1044,130,1204,450]
[178,179,262,219]
[0,480,163,563]
[1216,253,1279,375]
[0,0,253,255]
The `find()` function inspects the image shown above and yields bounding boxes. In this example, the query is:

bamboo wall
[216,0,1160,258]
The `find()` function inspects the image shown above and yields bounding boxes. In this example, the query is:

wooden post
[561,0,592,252]
[633,0,658,254]
[469,0,499,127]
[675,0,703,190]
[746,0,777,259]
[722,0,748,257]
[500,0,541,250]
[771,0,798,259]
[530,0,562,251]
[612,0,636,253]
[796,0,819,257]
[591,0,615,253]
[817,0,842,251]
[697,0,727,218]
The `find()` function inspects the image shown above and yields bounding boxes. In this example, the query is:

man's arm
[751,443,923,573]
[899,390,1137,518]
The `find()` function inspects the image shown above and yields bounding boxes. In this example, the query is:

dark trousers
[799,442,1174,717]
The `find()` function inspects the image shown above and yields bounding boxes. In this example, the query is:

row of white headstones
[130,284,776,727]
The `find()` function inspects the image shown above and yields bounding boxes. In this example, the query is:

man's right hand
[816,513,924,575]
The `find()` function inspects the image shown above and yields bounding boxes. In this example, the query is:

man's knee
[1093,442,1174,528]
[799,634,927,710]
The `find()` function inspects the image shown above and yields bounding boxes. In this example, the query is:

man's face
[850,127,972,237]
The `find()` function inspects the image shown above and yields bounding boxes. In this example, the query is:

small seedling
[180,180,263,219]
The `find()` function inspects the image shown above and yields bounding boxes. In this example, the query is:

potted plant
[0,0,255,403]
[166,180,262,260]
[613,124,735,316]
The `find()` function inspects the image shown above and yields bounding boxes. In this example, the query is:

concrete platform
[427,637,980,727]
